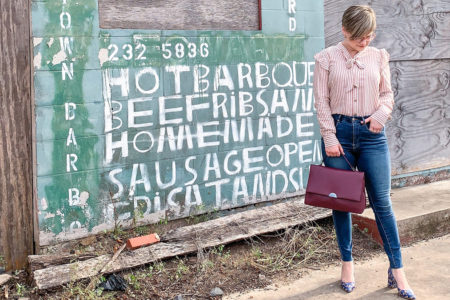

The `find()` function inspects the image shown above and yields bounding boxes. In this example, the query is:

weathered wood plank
[33,199,331,289]
[28,254,97,273]
[0,0,34,270]
[386,59,450,174]
[324,0,450,60]
[98,0,260,30]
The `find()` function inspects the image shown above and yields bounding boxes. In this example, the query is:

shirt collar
[337,41,368,59]
[338,42,367,69]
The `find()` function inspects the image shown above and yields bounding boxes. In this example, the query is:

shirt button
[354,99,357,102]
[353,84,358,88]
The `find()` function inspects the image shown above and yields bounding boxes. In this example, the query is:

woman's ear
[342,26,350,39]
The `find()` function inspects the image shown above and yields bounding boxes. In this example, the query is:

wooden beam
[28,253,98,273]
[0,0,34,270]
[98,0,260,30]
[32,199,331,289]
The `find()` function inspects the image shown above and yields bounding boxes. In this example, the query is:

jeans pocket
[365,122,384,134]
[334,117,342,128]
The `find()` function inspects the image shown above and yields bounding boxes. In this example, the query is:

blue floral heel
[340,281,355,293]
[388,268,416,299]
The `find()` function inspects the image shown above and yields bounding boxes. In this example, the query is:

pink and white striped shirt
[313,42,394,148]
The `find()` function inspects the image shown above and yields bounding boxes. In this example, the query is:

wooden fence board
[0,0,34,270]
[387,59,450,174]
[324,0,450,60]
[98,0,260,30]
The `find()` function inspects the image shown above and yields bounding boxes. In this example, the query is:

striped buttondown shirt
[313,42,394,148]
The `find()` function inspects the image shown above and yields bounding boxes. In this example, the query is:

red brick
[126,233,160,250]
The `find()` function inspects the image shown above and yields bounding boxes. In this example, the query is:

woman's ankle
[391,268,411,290]
[341,261,354,282]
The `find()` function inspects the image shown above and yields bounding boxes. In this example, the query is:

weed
[112,224,125,240]
[154,261,166,274]
[200,259,215,272]
[127,273,140,290]
[132,201,146,227]
[15,283,26,297]
[187,204,219,225]
[158,217,169,226]
[210,244,231,262]
[251,246,263,259]
[249,223,336,273]
[175,258,189,280]
[134,225,149,236]
[146,265,155,278]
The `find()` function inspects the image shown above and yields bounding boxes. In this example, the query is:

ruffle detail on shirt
[314,51,330,71]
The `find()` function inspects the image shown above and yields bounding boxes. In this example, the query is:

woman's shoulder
[365,46,390,65]
[315,44,341,57]
[314,45,341,70]
[365,46,389,55]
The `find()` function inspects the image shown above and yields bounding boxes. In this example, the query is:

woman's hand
[325,144,345,157]
[362,116,384,133]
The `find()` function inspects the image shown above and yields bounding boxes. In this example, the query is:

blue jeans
[321,114,403,269]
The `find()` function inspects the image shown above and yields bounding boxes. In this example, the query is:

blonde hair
[342,5,376,39]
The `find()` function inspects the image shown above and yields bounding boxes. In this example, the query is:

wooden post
[0,0,34,270]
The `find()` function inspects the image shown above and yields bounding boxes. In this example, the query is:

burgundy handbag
[305,155,366,214]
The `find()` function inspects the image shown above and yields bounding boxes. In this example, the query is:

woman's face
[342,27,375,52]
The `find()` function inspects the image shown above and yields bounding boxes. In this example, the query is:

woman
[313,5,415,299]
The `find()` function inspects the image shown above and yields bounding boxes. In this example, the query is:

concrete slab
[352,180,450,244]
[225,234,450,300]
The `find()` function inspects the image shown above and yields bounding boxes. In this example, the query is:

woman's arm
[313,52,339,148]
[370,49,394,126]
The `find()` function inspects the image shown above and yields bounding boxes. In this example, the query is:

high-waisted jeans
[321,114,403,269]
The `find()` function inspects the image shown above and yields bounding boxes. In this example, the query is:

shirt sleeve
[313,51,339,148]
[371,49,394,126]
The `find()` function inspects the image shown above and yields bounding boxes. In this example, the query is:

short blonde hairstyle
[342,5,376,39]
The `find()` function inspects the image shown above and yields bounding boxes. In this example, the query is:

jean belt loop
[338,115,343,123]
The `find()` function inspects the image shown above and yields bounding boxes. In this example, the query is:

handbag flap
[306,165,365,202]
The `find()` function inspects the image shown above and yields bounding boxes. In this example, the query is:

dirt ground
[0,218,383,300]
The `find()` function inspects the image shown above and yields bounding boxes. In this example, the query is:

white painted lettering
[128,97,153,128]
[66,153,78,172]
[105,131,129,164]
[135,67,159,94]
[66,128,77,146]
[65,102,76,120]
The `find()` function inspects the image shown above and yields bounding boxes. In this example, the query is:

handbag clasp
[328,193,337,198]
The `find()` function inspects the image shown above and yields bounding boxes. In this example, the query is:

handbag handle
[342,153,357,172]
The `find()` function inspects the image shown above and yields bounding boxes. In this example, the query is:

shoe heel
[387,268,397,289]
[388,268,416,299]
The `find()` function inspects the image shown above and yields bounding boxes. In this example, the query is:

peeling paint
[40,197,48,210]
[33,37,43,47]
[52,50,67,65]
[98,48,108,66]
[79,191,89,207]
[45,213,55,219]
[47,37,54,48]
[34,53,42,70]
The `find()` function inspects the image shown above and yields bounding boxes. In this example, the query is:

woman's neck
[341,40,359,58]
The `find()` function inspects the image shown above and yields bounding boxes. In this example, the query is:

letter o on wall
[266,145,284,167]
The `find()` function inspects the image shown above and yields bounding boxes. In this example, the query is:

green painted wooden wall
[32,0,325,245]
